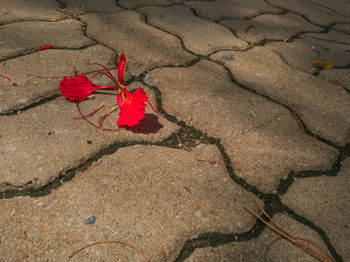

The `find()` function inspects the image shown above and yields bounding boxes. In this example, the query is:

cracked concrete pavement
[0,0,349,261]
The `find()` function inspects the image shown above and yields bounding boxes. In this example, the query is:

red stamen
[90,72,116,83]
[39,45,53,51]
[89,63,121,88]
[51,94,62,100]
[0,73,16,86]
[98,106,118,132]
[146,101,166,114]
[311,46,320,56]
[72,102,104,119]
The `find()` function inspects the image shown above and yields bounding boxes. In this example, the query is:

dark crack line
[209,57,347,149]
[0,43,97,63]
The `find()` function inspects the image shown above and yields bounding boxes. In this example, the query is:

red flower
[116,87,148,127]
[59,75,96,102]
[59,75,119,102]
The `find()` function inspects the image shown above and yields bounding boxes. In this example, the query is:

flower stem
[72,102,104,119]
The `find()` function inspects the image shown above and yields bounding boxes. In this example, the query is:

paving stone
[282,157,350,262]
[318,68,350,92]
[220,12,322,44]
[304,0,350,18]
[119,0,172,9]
[81,11,195,76]
[266,30,350,74]
[0,82,177,192]
[267,0,350,27]
[0,0,62,25]
[0,144,261,261]
[60,0,123,14]
[184,0,281,21]
[139,5,248,55]
[333,23,350,34]
[0,19,94,61]
[211,48,350,146]
[186,213,330,261]
[0,45,116,114]
[146,60,336,193]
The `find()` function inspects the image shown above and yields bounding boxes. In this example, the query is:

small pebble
[85,216,96,225]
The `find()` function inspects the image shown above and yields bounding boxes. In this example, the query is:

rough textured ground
[0,0,349,261]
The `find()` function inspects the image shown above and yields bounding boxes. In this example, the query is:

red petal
[116,88,148,127]
[117,53,126,86]
[59,75,96,102]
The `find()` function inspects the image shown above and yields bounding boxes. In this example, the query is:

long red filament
[0,73,15,85]
[146,101,165,114]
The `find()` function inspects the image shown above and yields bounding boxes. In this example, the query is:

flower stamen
[0,73,16,86]
[72,102,104,119]
[98,105,118,132]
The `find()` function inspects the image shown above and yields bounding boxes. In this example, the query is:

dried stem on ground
[244,200,335,262]
[69,240,148,261]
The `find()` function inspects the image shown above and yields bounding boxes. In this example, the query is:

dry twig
[69,240,148,261]
[244,201,335,262]
[174,130,191,151]
[71,160,102,181]
[292,111,306,133]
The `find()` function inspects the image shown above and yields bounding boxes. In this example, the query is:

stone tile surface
[267,0,350,27]
[211,47,350,146]
[146,60,336,193]
[282,158,350,262]
[318,68,350,92]
[0,0,62,25]
[333,23,350,34]
[221,12,322,44]
[304,0,350,18]
[60,0,123,14]
[139,5,248,55]
[119,0,172,9]
[0,82,177,191]
[81,11,195,76]
[0,20,94,60]
[267,30,350,74]
[0,45,115,113]
[0,144,261,261]
[184,0,282,21]
[186,213,329,262]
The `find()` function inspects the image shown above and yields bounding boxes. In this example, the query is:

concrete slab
[0,144,261,261]
[146,60,336,193]
[119,0,172,9]
[333,23,350,34]
[267,0,350,27]
[81,11,195,76]
[318,68,350,92]
[184,0,282,21]
[267,30,350,74]
[282,158,350,262]
[0,0,62,25]
[186,213,328,262]
[0,82,177,192]
[211,48,350,146]
[0,45,116,114]
[304,0,350,18]
[220,12,322,44]
[60,0,123,14]
[0,20,94,61]
[138,5,248,55]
